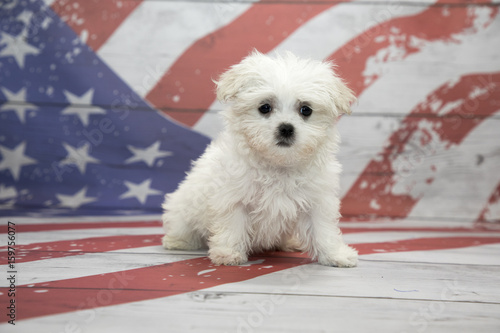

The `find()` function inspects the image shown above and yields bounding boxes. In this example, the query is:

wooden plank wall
[1,0,499,224]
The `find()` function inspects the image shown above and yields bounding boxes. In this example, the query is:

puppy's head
[215,50,355,166]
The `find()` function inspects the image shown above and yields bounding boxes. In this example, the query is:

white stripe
[364,243,500,265]
[0,227,162,246]
[340,220,478,229]
[407,115,500,221]
[10,247,204,286]
[97,2,251,98]
[343,231,500,245]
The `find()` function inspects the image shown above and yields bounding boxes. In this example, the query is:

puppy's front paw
[208,247,247,266]
[279,235,304,252]
[318,244,358,268]
[162,234,199,250]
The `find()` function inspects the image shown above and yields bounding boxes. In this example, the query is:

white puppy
[162,51,358,267]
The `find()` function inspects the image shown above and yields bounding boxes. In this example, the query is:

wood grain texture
[9,292,500,333]
[1,2,500,332]
[2,238,499,332]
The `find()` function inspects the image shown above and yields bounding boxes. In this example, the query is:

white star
[59,142,99,174]
[0,31,40,68]
[125,141,173,167]
[119,178,162,205]
[0,141,37,180]
[61,88,106,126]
[0,87,38,123]
[56,186,96,209]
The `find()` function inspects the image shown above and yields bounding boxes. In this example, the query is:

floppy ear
[214,64,242,103]
[331,76,356,116]
[214,50,266,103]
[322,60,356,116]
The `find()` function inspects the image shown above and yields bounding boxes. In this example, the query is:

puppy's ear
[324,61,356,116]
[331,75,356,116]
[214,50,265,103]
[214,65,242,102]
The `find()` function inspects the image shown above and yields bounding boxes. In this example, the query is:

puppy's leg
[316,230,358,268]
[208,205,250,266]
[162,226,204,251]
[162,207,204,251]
[278,233,304,252]
[301,209,358,268]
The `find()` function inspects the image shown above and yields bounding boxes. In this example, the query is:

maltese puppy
[162,50,358,267]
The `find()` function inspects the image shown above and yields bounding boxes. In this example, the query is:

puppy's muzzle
[276,123,295,147]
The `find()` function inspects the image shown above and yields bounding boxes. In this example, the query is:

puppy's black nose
[278,123,294,138]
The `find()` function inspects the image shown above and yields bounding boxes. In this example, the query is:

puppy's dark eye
[300,105,313,117]
[259,104,272,114]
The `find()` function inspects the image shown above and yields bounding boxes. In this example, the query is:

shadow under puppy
[162,50,358,267]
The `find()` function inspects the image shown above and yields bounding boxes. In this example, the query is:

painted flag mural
[0,0,500,222]
[0,0,500,329]
[0,0,210,216]
[1,0,499,222]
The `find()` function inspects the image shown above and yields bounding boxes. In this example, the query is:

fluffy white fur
[162,50,358,267]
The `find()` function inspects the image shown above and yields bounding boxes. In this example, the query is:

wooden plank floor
[1,217,499,332]
[1,0,500,331]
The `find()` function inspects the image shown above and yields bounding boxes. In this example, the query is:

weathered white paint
[8,249,202,286]
[6,251,499,333]
[98,2,251,97]
[0,227,162,246]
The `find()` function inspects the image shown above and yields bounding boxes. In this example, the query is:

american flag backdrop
[0,0,499,221]
[1,0,500,329]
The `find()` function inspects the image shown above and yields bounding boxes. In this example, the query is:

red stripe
[145,2,338,127]
[0,234,161,263]
[3,236,499,322]
[476,181,500,223]
[51,0,142,51]
[341,72,500,220]
[356,236,500,255]
[0,220,162,233]
[7,255,313,322]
